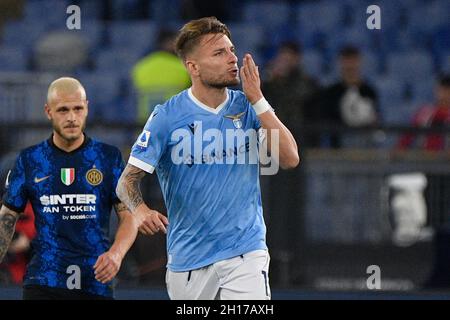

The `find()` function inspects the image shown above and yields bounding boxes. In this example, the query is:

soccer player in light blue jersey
[0,78,139,299]
[117,17,299,300]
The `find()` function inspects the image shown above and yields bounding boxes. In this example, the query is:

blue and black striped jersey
[2,135,124,297]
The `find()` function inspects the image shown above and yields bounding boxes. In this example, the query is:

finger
[159,213,169,226]
[97,272,113,283]
[242,61,250,80]
[240,66,247,84]
[96,267,115,283]
[93,255,104,270]
[157,220,167,234]
[99,273,115,284]
[139,225,154,235]
[150,220,162,234]
[100,267,119,283]
[248,54,257,69]
[94,258,110,276]
[247,55,258,79]
[95,262,116,282]
[95,268,111,282]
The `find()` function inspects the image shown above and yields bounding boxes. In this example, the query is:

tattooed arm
[0,205,20,263]
[116,164,168,236]
[94,202,138,283]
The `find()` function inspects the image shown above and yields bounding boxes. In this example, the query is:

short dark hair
[438,74,450,87]
[175,16,231,61]
[339,45,360,57]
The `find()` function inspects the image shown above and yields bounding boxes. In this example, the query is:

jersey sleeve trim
[128,156,155,174]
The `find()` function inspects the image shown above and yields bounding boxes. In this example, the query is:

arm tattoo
[0,206,20,262]
[116,164,146,212]
[114,202,128,214]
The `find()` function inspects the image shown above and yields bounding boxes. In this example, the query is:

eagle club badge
[86,166,103,186]
[61,168,75,186]
[224,111,246,129]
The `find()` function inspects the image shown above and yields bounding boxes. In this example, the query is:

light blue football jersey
[129,88,267,272]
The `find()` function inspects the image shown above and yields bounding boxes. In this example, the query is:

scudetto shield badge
[61,168,75,186]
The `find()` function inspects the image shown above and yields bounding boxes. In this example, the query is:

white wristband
[251,97,273,115]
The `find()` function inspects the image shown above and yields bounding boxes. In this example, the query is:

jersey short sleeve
[2,152,27,213]
[128,105,170,173]
[111,147,125,204]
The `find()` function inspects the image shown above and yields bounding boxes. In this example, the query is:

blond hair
[47,77,86,103]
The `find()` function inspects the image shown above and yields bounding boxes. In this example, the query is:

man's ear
[85,100,89,116]
[44,104,52,120]
[185,60,199,77]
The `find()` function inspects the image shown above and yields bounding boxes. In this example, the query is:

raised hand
[240,53,263,104]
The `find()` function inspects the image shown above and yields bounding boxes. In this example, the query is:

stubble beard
[201,73,240,89]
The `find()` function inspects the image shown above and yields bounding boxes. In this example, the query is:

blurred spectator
[0,153,36,285]
[34,30,89,73]
[0,0,23,24]
[398,75,450,151]
[319,46,379,148]
[262,41,321,147]
[261,42,318,272]
[131,28,190,124]
[395,74,450,289]
[0,201,36,285]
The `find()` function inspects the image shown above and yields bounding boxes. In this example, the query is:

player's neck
[191,84,227,109]
[53,132,85,152]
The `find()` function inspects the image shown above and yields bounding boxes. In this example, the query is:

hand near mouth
[240,53,263,104]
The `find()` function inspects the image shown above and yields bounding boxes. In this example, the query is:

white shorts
[166,249,271,300]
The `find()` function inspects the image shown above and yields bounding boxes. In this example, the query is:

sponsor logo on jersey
[40,194,96,205]
[224,111,246,129]
[34,175,50,183]
[188,122,197,134]
[40,194,97,216]
[86,167,103,186]
[137,130,151,149]
[61,168,75,186]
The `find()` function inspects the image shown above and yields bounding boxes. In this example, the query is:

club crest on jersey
[224,111,246,129]
[137,130,151,149]
[86,166,103,186]
[61,168,75,186]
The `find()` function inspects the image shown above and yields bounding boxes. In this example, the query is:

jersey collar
[188,88,229,115]
[48,133,91,154]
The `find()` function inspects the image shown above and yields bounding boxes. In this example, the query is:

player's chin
[62,129,82,141]
[227,76,240,86]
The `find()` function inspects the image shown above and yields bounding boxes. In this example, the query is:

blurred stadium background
[0,0,450,299]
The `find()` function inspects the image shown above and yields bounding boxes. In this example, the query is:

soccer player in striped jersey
[117,17,299,300]
[0,77,138,299]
